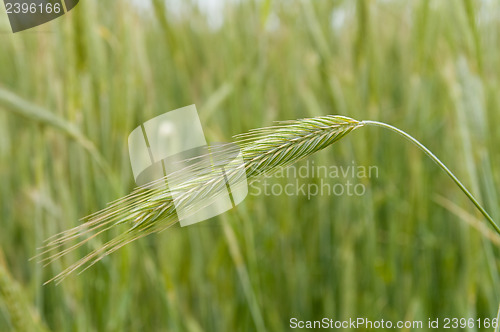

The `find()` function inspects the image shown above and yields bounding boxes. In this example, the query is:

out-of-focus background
[1,0,499,331]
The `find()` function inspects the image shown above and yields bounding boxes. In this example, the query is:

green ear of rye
[37,115,500,284]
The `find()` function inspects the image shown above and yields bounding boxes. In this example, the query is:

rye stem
[361,120,500,235]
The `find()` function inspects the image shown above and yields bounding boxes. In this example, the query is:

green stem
[361,120,500,235]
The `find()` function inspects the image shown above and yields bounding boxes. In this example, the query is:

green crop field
[0,0,499,331]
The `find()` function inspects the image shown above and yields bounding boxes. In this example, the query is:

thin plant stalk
[361,120,500,235]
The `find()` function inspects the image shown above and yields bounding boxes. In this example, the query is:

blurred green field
[1,0,500,331]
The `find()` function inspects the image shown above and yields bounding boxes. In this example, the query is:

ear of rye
[39,115,362,283]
